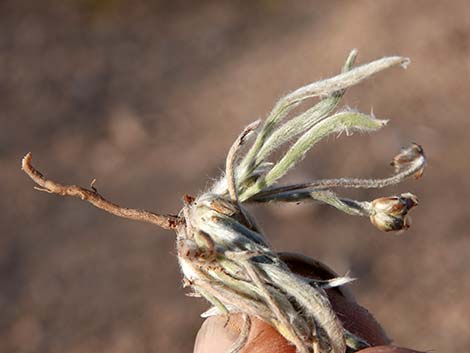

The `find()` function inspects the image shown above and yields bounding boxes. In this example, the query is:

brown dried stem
[21,153,180,231]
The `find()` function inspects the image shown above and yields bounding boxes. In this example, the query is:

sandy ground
[1,1,469,352]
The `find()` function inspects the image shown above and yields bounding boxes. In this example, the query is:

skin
[194,253,424,353]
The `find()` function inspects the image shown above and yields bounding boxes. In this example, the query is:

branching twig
[21,153,181,231]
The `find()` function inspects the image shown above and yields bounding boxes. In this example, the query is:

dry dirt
[1,1,469,352]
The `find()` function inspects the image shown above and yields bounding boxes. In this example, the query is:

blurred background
[1,1,469,352]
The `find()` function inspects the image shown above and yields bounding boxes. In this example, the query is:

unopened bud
[369,193,418,231]
[391,143,425,179]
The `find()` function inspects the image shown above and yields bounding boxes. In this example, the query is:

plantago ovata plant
[22,50,426,353]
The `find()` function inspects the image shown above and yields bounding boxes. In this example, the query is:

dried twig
[21,152,180,230]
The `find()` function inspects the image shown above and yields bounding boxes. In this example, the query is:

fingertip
[239,317,295,353]
[194,315,296,353]
[193,316,239,353]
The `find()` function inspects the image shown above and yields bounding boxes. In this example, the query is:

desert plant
[22,49,426,353]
